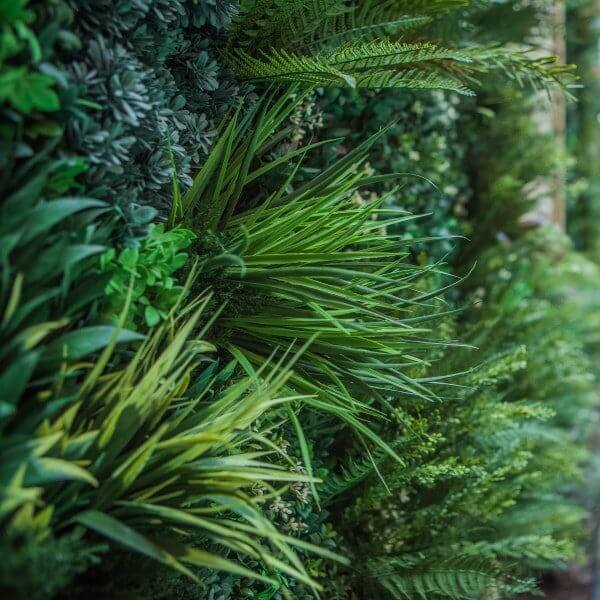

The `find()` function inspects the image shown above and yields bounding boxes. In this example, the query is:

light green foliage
[0,0,69,183]
[0,67,59,113]
[100,224,196,330]
[0,290,344,592]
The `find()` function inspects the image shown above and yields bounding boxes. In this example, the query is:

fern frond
[354,68,474,94]
[463,534,576,567]
[480,421,563,452]
[325,40,473,71]
[233,0,348,48]
[361,0,468,16]
[233,0,468,50]
[309,14,432,49]
[228,1,574,93]
[368,556,500,599]
[461,45,579,93]
[227,41,476,92]
[320,451,383,504]
[226,48,358,87]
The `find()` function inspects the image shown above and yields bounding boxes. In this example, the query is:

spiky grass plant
[172,89,466,501]
[225,0,576,93]
[1,285,345,591]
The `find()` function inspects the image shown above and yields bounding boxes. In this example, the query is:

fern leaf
[325,39,473,71]
[369,556,499,600]
[320,451,382,503]
[226,47,357,87]
[228,41,476,92]
[461,45,578,93]
[233,0,348,49]
[354,68,475,94]
[306,13,432,49]
[312,0,469,48]
[233,0,468,50]
[360,0,469,17]
[229,1,574,93]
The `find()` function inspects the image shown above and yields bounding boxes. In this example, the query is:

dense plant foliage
[314,87,469,261]
[227,0,575,92]
[1,1,598,599]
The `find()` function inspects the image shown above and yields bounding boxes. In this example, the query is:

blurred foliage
[567,0,600,258]
[314,87,470,262]
[316,228,598,599]
[0,529,102,600]
[456,84,559,263]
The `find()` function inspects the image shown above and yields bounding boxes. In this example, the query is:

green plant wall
[1,1,598,599]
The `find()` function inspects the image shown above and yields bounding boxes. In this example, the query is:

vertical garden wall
[1,1,599,599]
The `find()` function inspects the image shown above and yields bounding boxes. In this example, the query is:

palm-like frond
[233,0,349,49]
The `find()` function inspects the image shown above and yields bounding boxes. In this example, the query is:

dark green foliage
[0,156,120,419]
[0,530,102,600]
[1,0,246,223]
[314,87,469,261]
[60,0,244,216]
[0,4,149,415]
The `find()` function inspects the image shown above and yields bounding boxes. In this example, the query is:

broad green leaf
[40,327,144,367]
